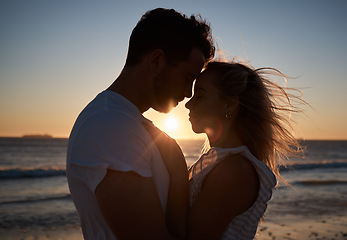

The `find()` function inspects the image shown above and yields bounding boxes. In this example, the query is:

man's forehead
[175,48,205,74]
[189,48,206,66]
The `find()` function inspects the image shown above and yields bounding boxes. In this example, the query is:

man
[66,8,214,240]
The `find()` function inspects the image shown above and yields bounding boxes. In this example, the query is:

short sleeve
[67,111,153,193]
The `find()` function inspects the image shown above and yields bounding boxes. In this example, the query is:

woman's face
[185,70,228,137]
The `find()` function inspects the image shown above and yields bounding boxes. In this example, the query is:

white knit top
[189,146,277,240]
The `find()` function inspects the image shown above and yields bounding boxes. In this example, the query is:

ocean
[0,137,347,236]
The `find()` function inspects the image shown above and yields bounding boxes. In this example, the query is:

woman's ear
[147,49,166,74]
[226,96,239,112]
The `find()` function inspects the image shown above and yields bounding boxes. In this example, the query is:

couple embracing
[67,8,301,240]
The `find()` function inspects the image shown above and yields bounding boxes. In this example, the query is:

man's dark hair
[125,8,215,66]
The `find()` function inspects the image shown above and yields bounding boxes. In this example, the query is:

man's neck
[107,67,151,113]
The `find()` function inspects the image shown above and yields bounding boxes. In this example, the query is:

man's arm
[143,123,189,239]
[95,169,178,240]
[166,171,189,239]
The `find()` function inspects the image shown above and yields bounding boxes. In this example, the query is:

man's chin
[151,104,170,113]
[152,100,177,113]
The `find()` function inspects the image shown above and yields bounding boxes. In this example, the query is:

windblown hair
[205,61,305,180]
[125,8,215,66]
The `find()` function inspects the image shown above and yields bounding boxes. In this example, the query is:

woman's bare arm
[187,154,259,240]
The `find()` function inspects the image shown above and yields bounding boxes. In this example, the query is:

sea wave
[294,180,347,186]
[280,162,347,171]
[0,168,66,179]
[1,161,347,179]
[0,194,71,205]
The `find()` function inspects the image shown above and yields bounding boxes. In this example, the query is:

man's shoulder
[69,91,150,150]
[74,110,143,142]
[82,91,142,124]
[77,96,138,127]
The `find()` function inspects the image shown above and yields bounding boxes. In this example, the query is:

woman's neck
[208,128,243,149]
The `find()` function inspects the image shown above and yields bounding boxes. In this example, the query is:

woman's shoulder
[204,152,259,189]
[201,152,260,216]
[215,153,257,176]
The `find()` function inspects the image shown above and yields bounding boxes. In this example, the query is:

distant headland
[21,134,53,139]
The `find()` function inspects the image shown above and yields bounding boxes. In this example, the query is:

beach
[2,201,346,240]
[255,187,347,240]
[257,214,347,240]
[1,216,346,240]
[1,195,346,240]
[0,138,346,240]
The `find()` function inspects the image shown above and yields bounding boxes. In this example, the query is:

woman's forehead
[194,70,218,91]
[195,69,213,83]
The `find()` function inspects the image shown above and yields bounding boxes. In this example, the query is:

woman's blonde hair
[204,60,305,181]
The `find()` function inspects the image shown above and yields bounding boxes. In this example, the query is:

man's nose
[185,98,192,109]
[184,82,193,98]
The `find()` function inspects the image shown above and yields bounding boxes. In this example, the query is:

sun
[165,117,178,131]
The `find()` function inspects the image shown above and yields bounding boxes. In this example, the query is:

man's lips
[188,114,198,120]
[172,97,184,106]
[178,97,185,103]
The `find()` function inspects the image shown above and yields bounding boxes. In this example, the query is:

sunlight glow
[165,117,178,131]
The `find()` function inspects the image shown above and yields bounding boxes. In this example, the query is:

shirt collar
[102,90,153,124]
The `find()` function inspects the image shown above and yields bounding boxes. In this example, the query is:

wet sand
[1,214,346,240]
[255,214,347,240]
[255,187,347,240]
[1,188,346,240]
[0,225,83,240]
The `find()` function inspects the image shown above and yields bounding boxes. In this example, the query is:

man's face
[152,48,206,113]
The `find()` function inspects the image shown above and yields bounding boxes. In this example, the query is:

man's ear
[147,49,166,74]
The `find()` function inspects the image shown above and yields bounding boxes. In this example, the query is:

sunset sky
[1,0,347,140]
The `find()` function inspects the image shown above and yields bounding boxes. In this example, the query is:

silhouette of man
[66,8,214,240]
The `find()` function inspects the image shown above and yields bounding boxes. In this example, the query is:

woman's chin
[191,126,204,134]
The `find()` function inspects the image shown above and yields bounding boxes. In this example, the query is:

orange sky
[0,82,346,140]
[1,1,347,140]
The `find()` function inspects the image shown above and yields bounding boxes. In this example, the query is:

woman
[185,61,303,239]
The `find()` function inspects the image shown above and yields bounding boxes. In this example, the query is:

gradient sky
[1,0,347,139]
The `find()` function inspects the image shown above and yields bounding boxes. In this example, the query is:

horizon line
[0,135,347,141]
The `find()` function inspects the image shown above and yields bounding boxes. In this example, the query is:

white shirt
[66,90,169,240]
[189,146,277,240]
